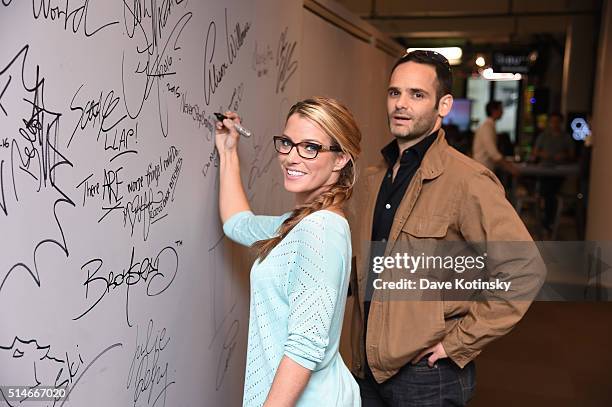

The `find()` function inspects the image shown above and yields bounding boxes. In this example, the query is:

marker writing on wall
[214,113,253,138]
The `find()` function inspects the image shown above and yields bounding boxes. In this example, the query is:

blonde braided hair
[252,97,361,261]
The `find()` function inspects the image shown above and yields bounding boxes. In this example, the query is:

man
[472,101,518,176]
[531,111,575,233]
[347,50,544,406]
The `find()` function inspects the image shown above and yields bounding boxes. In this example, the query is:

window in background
[493,80,520,142]
[466,77,490,132]
[442,99,472,132]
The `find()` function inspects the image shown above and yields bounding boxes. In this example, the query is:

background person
[531,111,576,234]
[472,100,519,176]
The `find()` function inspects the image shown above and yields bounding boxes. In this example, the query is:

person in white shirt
[472,101,518,175]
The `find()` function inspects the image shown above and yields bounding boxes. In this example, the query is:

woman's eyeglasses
[273,136,341,159]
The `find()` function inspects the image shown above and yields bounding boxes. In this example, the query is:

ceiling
[334,0,601,47]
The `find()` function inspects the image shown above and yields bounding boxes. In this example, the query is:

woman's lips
[285,168,306,179]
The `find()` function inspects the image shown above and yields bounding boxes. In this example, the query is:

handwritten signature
[121,0,191,138]
[276,27,298,94]
[75,244,179,326]
[0,337,122,407]
[203,8,250,106]
[127,319,175,407]
[31,0,119,38]
[215,319,239,390]
[0,45,75,297]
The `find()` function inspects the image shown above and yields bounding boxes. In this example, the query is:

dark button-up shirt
[364,131,438,341]
[371,131,439,242]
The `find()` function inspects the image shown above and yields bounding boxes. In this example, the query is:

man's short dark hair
[391,50,453,105]
[485,101,503,117]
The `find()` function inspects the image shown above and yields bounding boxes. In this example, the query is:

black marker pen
[214,113,253,138]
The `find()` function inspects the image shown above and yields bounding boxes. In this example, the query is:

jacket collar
[418,128,448,181]
[380,130,437,167]
[362,129,449,255]
[366,128,448,184]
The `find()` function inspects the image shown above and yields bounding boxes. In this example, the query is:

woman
[216,97,361,406]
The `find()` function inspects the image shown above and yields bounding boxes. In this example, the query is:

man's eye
[389,89,399,96]
[304,143,320,152]
[414,92,424,99]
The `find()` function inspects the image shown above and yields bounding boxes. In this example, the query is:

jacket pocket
[398,216,449,329]
[401,215,449,238]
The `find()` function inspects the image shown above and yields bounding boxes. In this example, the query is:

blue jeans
[356,357,476,406]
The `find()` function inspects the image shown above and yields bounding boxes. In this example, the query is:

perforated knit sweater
[223,210,360,407]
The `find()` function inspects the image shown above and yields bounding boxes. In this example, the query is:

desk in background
[510,163,580,239]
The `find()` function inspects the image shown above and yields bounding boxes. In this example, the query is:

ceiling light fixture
[482,68,522,81]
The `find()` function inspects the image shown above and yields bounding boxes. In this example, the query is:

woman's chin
[283,178,303,193]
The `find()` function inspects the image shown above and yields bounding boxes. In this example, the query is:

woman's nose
[286,146,302,162]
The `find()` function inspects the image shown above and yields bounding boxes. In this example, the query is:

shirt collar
[380,130,439,167]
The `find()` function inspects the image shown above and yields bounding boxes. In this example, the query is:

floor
[470,302,612,406]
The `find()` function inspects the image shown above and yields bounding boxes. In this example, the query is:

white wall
[300,10,396,168]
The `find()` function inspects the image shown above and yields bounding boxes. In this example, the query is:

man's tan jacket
[347,129,545,383]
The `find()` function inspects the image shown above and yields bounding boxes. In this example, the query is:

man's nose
[395,95,408,111]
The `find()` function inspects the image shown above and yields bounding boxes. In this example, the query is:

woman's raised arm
[216,111,251,223]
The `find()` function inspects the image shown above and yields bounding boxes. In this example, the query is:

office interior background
[322,1,612,405]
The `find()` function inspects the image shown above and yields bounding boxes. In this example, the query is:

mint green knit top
[223,210,360,407]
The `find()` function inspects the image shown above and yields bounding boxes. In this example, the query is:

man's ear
[333,153,350,172]
[438,94,453,117]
